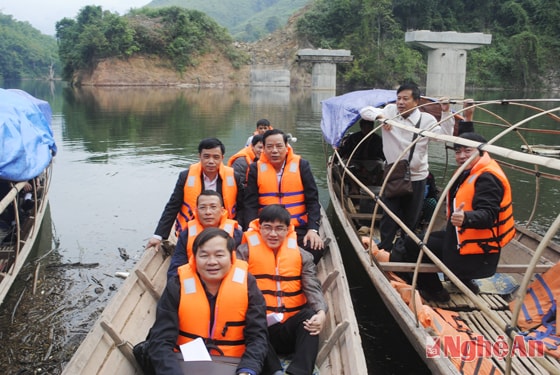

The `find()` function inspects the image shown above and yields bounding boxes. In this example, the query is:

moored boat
[0,89,56,306]
[322,90,560,374]
[62,207,368,374]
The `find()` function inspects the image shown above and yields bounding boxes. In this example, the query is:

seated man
[338,119,384,161]
[143,227,268,375]
[228,134,264,187]
[237,204,327,375]
[146,138,245,251]
[400,132,515,303]
[338,118,385,189]
[167,190,242,280]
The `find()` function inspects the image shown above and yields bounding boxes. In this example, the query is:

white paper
[266,312,284,327]
[179,337,212,362]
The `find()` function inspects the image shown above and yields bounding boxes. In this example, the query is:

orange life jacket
[175,162,237,234]
[227,146,257,182]
[519,313,560,359]
[227,146,256,168]
[176,257,248,357]
[256,147,308,228]
[185,213,238,260]
[448,153,515,255]
[420,307,503,374]
[510,261,560,330]
[244,227,307,322]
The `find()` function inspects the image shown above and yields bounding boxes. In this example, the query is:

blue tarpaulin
[320,89,396,147]
[0,89,56,181]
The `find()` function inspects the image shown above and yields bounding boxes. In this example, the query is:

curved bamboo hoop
[335,98,560,373]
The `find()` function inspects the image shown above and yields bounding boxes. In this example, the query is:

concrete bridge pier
[296,49,353,91]
[405,31,492,99]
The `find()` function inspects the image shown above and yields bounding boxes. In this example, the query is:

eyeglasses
[197,205,221,212]
[260,224,288,234]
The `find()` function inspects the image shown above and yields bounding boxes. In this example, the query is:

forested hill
[297,0,560,89]
[0,13,59,80]
[148,0,310,41]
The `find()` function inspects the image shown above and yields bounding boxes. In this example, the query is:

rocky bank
[74,9,315,88]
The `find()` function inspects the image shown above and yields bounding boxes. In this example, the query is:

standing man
[402,132,515,302]
[228,134,264,187]
[167,190,243,279]
[245,129,324,263]
[146,138,244,251]
[144,227,269,375]
[237,205,327,375]
[359,81,455,251]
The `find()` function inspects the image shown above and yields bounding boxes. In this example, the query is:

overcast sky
[1,1,150,36]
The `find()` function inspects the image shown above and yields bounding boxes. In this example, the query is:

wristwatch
[310,229,319,234]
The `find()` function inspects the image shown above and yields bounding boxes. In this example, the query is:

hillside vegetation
[56,6,249,83]
[297,0,560,89]
[148,0,309,41]
[0,13,59,80]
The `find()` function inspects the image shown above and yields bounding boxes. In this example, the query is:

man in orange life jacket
[228,134,264,187]
[144,227,268,375]
[237,204,327,375]
[401,132,515,303]
[245,129,324,263]
[167,190,243,280]
[146,138,245,251]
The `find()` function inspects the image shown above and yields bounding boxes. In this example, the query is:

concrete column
[297,49,353,91]
[312,63,337,90]
[405,31,491,99]
[425,48,467,99]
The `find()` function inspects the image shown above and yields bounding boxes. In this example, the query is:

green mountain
[0,13,59,80]
[147,0,309,41]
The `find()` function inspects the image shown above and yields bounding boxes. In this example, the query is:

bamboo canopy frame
[333,98,560,375]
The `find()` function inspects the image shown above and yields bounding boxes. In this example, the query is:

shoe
[462,279,480,295]
[419,288,450,303]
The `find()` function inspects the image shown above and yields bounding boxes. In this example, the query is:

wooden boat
[0,89,56,306]
[62,207,368,374]
[322,90,560,374]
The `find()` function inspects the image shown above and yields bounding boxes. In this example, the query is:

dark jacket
[244,158,321,233]
[153,167,245,239]
[146,272,268,375]
[440,170,504,279]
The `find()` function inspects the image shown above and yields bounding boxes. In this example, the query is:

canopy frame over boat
[321,90,560,374]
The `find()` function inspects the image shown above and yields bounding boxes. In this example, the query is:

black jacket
[153,166,245,238]
[441,170,504,279]
[146,272,268,375]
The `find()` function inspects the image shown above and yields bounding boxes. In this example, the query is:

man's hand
[451,202,465,227]
[145,236,162,252]
[303,310,326,336]
[439,97,450,112]
[463,99,475,121]
[303,229,324,250]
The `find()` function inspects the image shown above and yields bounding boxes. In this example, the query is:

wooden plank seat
[378,262,553,274]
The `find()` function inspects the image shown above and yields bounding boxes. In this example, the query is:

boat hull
[63,207,368,374]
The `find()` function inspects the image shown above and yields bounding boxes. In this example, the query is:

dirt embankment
[74,10,315,88]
